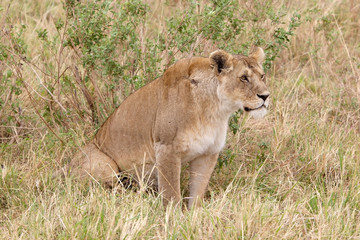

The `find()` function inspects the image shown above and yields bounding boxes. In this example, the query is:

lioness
[70,47,270,208]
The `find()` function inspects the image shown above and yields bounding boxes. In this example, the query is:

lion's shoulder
[161,57,212,86]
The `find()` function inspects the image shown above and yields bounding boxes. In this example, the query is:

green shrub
[0,0,302,141]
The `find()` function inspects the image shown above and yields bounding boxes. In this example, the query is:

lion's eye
[261,74,265,80]
[240,75,249,82]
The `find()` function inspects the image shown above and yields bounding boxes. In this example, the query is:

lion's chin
[248,107,268,119]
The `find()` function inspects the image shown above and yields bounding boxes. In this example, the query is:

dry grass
[1,0,360,239]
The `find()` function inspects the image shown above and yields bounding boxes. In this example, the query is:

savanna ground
[0,0,359,239]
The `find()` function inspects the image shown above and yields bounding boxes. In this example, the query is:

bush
[0,0,301,141]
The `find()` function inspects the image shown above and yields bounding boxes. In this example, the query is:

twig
[22,81,66,145]
[27,63,67,112]
[0,1,12,31]
[73,66,98,125]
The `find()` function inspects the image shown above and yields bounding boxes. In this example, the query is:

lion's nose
[257,93,269,101]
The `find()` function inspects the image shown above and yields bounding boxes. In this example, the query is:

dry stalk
[72,66,98,125]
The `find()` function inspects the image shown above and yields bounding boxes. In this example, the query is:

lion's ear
[210,50,233,74]
[250,46,265,65]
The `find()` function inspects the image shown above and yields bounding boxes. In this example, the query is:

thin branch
[22,81,66,145]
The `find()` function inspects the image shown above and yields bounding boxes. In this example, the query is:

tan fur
[69,48,270,208]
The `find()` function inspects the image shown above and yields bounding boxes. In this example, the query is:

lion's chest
[180,121,228,162]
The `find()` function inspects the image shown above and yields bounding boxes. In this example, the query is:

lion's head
[210,47,270,119]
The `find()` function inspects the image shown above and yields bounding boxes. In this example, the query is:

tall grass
[1,0,359,238]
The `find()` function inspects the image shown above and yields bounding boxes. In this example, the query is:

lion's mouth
[244,105,266,112]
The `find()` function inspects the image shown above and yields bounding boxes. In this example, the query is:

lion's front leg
[155,143,181,206]
[188,153,218,209]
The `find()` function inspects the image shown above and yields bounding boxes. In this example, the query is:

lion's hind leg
[69,142,120,188]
